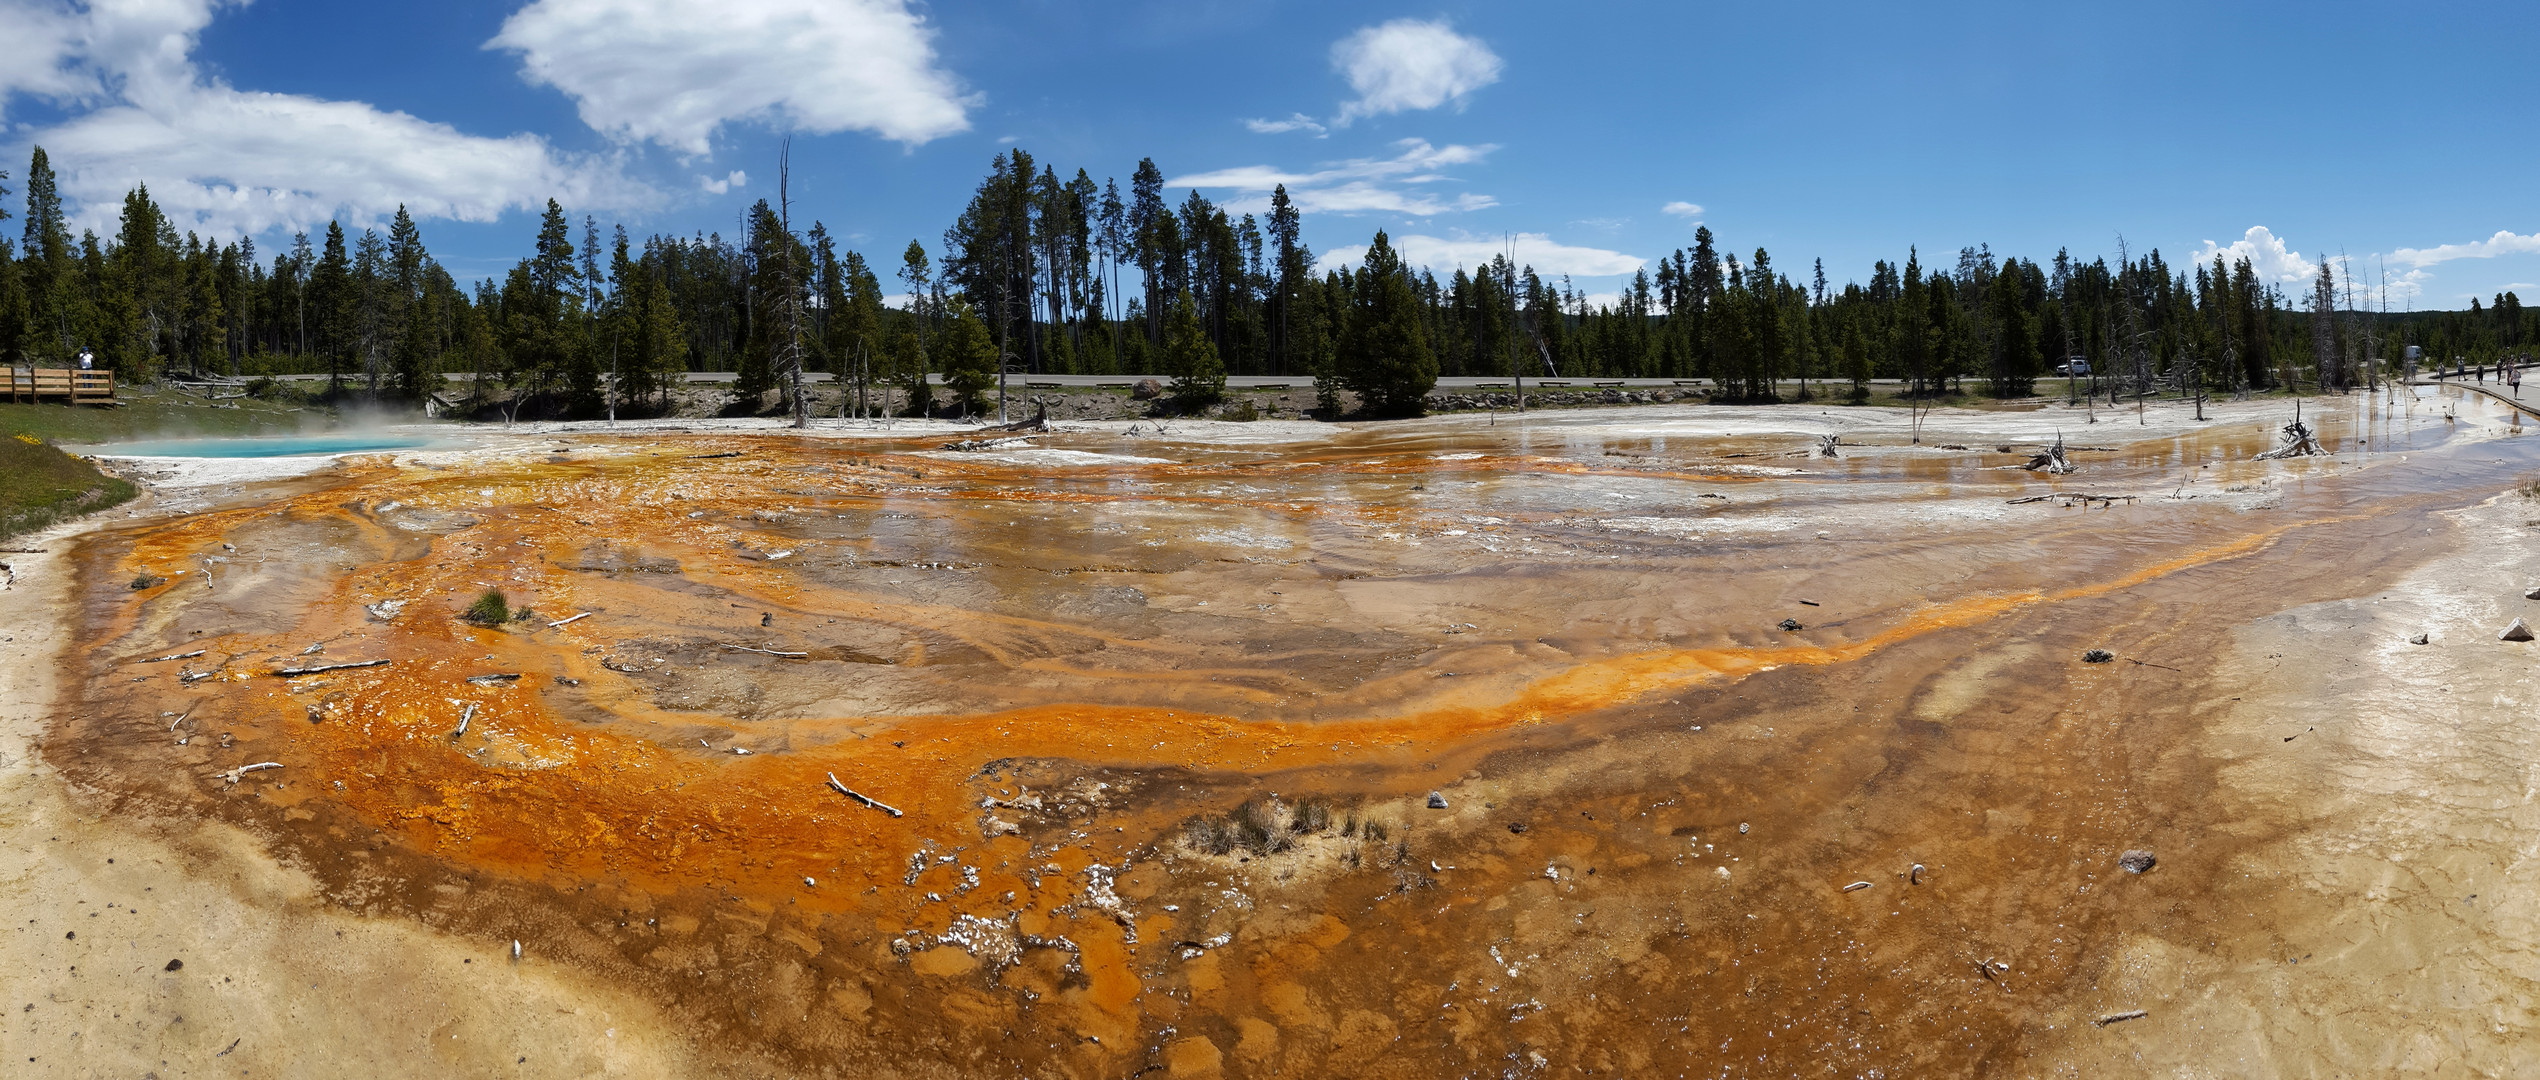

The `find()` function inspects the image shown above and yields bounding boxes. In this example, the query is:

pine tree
[1987,259,2036,397]
[311,222,350,390]
[1336,231,1438,416]
[21,147,71,360]
[1162,289,1223,407]
[937,300,996,415]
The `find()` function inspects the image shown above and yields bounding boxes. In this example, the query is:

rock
[1131,378,1163,400]
[1507,822,1527,834]
[2082,648,2115,663]
[2117,849,2157,874]
[1426,791,1449,809]
[2504,618,2535,642]
[1777,618,1803,632]
[2526,586,2540,600]
[163,958,182,971]
[129,574,165,590]
[2409,633,2430,645]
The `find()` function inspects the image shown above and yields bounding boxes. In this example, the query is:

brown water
[49,392,2536,1076]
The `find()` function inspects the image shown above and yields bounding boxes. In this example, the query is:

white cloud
[0,0,98,114]
[2389,230,2540,269]
[1661,200,1703,220]
[697,169,747,194]
[1318,231,1644,279]
[490,0,973,155]
[1331,19,1502,125]
[2192,226,2318,285]
[1172,139,1498,217]
[1244,113,1327,136]
[7,0,649,240]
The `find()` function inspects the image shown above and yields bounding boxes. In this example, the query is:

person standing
[77,348,93,371]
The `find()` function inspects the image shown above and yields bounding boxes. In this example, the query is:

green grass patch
[0,434,138,539]
[0,386,331,446]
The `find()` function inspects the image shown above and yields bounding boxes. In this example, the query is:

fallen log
[686,451,744,460]
[2092,1009,2147,1027]
[546,612,592,628]
[271,659,390,677]
[718,642,808,659]
[936,435,1037,452]
[827,772,904,817]
[465,673,520,684]
[135,649,208,664]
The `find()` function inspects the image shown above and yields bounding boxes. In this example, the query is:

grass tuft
[463,589,511,626]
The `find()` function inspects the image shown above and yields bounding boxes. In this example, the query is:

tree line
[0,144,2526,416]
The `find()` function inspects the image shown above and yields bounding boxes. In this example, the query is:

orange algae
[53,422,2485,1077]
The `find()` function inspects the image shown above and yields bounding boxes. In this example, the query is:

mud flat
[8,389,2537,1077]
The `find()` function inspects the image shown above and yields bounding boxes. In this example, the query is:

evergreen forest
[0,146,2526,416]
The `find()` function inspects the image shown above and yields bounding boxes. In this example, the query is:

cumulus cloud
[1173,139,1498,217]
[4,0,648,239]
[697,170,747,194]
[2389,230,2540,269]
[1244,113,1327,136]
[1318,231,1644,279]
[1661,201,1703,220]
[1331,19,1501,125]
[0,0,97,113]
[490,0,973,155]
[2192,226,2318,285]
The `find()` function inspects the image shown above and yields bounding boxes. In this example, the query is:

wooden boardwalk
[5,368,116,404]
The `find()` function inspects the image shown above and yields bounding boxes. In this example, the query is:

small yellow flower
[13,433,41,445]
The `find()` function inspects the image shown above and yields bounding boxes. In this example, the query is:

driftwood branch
[453,702,477,738]
[719,643,808,659]
[137,649,208,664]
[827,772,903,816]
[466,673,521,684]
[271,659,390,677]
[217,762,282,783]
[547,612,592,628]
[2093,1009,2147,1027]
[686,451,743,460]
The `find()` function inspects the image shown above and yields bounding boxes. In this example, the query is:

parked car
[2055,357,2091,376]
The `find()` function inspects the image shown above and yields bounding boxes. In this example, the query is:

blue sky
[4,0,2537,310]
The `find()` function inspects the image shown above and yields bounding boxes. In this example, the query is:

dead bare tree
[2112,235,2152,424]
[772,138,812,428]
[2310,258,2338,394]
[2254,400,2328,459]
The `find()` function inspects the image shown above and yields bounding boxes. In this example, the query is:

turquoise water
[98,434,439,458]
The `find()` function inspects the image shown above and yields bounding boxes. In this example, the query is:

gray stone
[1777,618,1803,632]
[2503,618,2534,642]
[2082,648,2115,663]
[2409,633,2430,645]
[1131,378,1164,400]
[2117,849,2157,874]
[1426,791,1448,809]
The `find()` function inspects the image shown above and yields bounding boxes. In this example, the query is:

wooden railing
[6,368,117,404]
